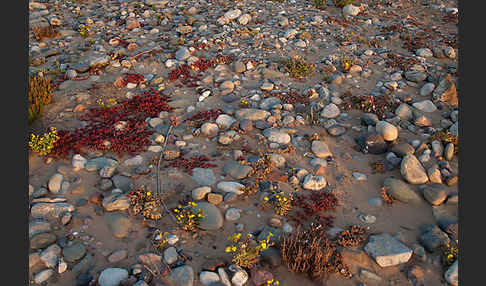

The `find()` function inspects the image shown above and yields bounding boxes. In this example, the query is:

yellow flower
[178,205,182,208]
[264,196,269,201]
[261,242,267,249]
[231,246,237,252]
[225,246,231,253]
[146,192,151,196]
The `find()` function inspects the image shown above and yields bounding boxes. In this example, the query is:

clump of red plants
[168,54,234,87]
[122,73,145,85]
[273,90,313,105]
[184,109,223,128]
[380,186,395,205]
[289,191,339,229]
[164,155,217,175]
[51,89,173,158]
[342,92,399,119]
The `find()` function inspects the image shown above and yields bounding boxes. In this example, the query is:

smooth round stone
[376,121,398,141]
[369,197,384,207]
[391,143,415,157]
[194,202,224,230]
[200,123,219,138]
[98,268,129,286]
[401,155,429,184]
[413,100,437,113]
[34,269,54,284]
[359,214,377,224]
[263,128,291,144]
[383,177,422,204]
[352,172,367,181]
[225,208,241,221]
[163,247,179,264]
[444,143,454,161]
[199,271,220,285]
[108,250,128,263]
[327,125,346,136]
[395,104,413,121]
[420,83,435,96]
[62,242,87,263]
[302,174,327,190]
[192,186,211,200]
[320,103,340,118]
[416,48,433,58]
[48,173,63,193]
[355,132,387,154]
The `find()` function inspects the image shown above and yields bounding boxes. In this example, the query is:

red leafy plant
[51,89,173,158]
[164,155,217,175]
[289,192,339,229]
[184,109,223,128]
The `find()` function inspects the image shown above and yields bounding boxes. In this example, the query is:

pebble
[164,246,179,264]
[400,155,429,184]
[48,173,63,193]
[320,103,340,118]
[376,121,398,141]
[225,208,241,221]
[98,268,129,286]
[199,271,220,285]
[34,269,54,284]
[302,174,327,190]
[364,233,412,267]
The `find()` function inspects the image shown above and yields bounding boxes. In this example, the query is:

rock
[223,161,252,180]
[423,186,447,206]
[168,265,194,286]
[40,244,62,268]
[208,193,223,205]
[72,253,95,276]
[58,258,67,273]
[427,164,443,184]
[343,4,361,16]
[444,47,456,59]
[199,271,220,285]
[195,202,224,230]
[225,208,241,221]
[34,269,54,284]
[419,224,450,252]
[231,268,249,286]
[432,75,457,106]
[31,232,57,249]
[225,9,242,20]
[217,268,231,286]
[164,247,179,264]
[361,113,379,126]
[309,158,327,167]
[85,157,118,171]
[233,61,246,73]
[395,104,413,121]
[29,219,52,238]
[302,174,327,190]
[359,269,382,281]
[102,192,130,211]
[259,97,281,110]
[108,250,128,263]
[444,260,458,286]
[404,71,427,82]
[176,47,191,60]
[401,155,429,184]
[72,154,87,171]
[269,154,286,168]
[391,143,415,157]
[355,132,387,154]
[407,265,425,286]
[235,109,270,121]
[376,121,398,141]
[192,168,216,186]
[192,186,212,200]
[98,268,129,286]
[449,122,458,137]
[103,213,132,238]
[311,140,332,158]
[364,233,412,267]
[359,214,376,224]
[216,181,245,195]
[263,128,291,144]
[320,103,340,118]
[383,177,422,204]
[63,242,87,263]
[413,100,437,112]
[48,173,63,193]
[262,68,285,79]
[444,143,454,161]
[31,202,75,219]
[215,115,236,129]
[416,48,433,58]
[261,247,281,267]
[420,83,435,96]
[431,140,444,158]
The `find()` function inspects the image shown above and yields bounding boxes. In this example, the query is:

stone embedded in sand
[311,140,332,159]
[98,268,129,286]
[342,4,361,16]
[400,155,429,184]
[194,202,223,230]
[383,177,422,204]
[364,233,412,267]
[216,181,245,194]
[192,186,212,200]
[235,108,270,121]
[168,265,194,286]
[192,168,216,186]
[163,247,179,265]
[62,242,87,263]
[444,260,458,286]
[259,97,281,110]
[302,174,327,190]
[432,75,458,106]
[102,191,130,211]
[423,185,447,205]
[103,213,132,238]
[200,122,219,137]
[376,121,398,141]
[34,269,54,284]
[223,161,253,180]
[320,103,340,119]
[31,202,75,219]
[263,128,291,144]
[215,114,236,129]
[413,100,437,112]
[224,9,242,20]
[355,132,388,154]
[48,173,63,193]
[40,244,61,268]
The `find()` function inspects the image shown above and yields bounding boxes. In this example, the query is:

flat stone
[194,202,223,230]
[401,155,429,184]
[40,244,62,268]
[311,140,332,158]
[364,233,412,267]
[29,219,51,238]
[432,75,457,106]
[31,232,57,250]
[413,100,437,112]
[302,174,327,190]
[376,121,398,141]
[355,132,387,154]
[168,265,194,286]
[215,114,236,129]
[192,186,212,200]
[31,202,75,219]
[320,103,340,119]
[199,271,220,285]
[163,247,179,264]
[263,128,291,144]
[216,181,245,194]
[395,104,413,121]
[112,175,133,192]
[108,250,128,263]
[391,143,415,157]
[192,168,216,186]
[444,260,458,286]
[235,108,270,121]
[34,269,54,284]
[383,177,422,204]
[223,161,253,180]
[48,173,63,193]
[103,213,132,238]
[420,83,436,96]
[102,192,130,211]
[225,208,241,221]
[85,157,118,172]
[98,268,129,286]
[62,242,86,263]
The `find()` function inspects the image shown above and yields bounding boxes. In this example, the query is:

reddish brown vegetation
[164,155,217,175]
[184,109,223,128]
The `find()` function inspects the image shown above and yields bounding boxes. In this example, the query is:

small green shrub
[284,56,315,80]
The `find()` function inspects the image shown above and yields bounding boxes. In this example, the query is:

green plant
[263,193,293,216]
[284,56,315,79]
[78,23,91,37]
[333,0,356,8]
[28,73,54,124]
[173,201,204,232]
[440,242,458,267]
[29,127,59,156]
[152,229,169,251]
[96,97,118,108]
[225,232,274,269]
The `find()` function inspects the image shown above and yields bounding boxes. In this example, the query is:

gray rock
[391,143,415,157]
[420,83,435,96]
[427,164,443,184]
[235,109,270,121]
[311,140,332,159]
[48,173,63,193]
[29,219,51,238]
[383,177,422,204]
[223,161,252,179]
[224,9,242,20]
[62,242,86,263]
[85,157,118,172]
[423,186,447,205]
[201,122,220,137]
[103,213,132,238]
[327,125,346,136]
[108,249,128,263]
[395,104,413,121]
[359,214,376,224]
[269,154,286,168]
[225,208,241,221]
[40,244,61,268]
[199,271,220,285]
[364,233,412,267]
[31,202,75,219]
[353,172,367,181]
[302,174,327,190]
[263,128,291,144]
[168,265,194,286]
[195,202,224,230]
[416,48,433,58]
[404,71,427,82]
[112,175,133,192]
[320,103,340,118]
[376,121,398,141]
[216,181,245,194]
[413,100,437,112]
[102,191,130,211]
[215,114,236,129]
[34,269,54,284]
[176,47,191,60]
[401,155,429,184]
[361,113,379,125]
[431,140,444,157]
[192,168,216,186]
[343,4,361,16]
[164,247,179,264]
[217,268,231,286]
[259,97,281,110]
[98,268,129,286]
[72,253,95,276]
[419,224,450,252]
[444,143,454,161]
[444,260,458,286]
[262,68,285,79]
[192,186,212,200]
[30,232,57,250]
[89,55,111,67]
[449,122,458,137]
[309,158,327,167]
